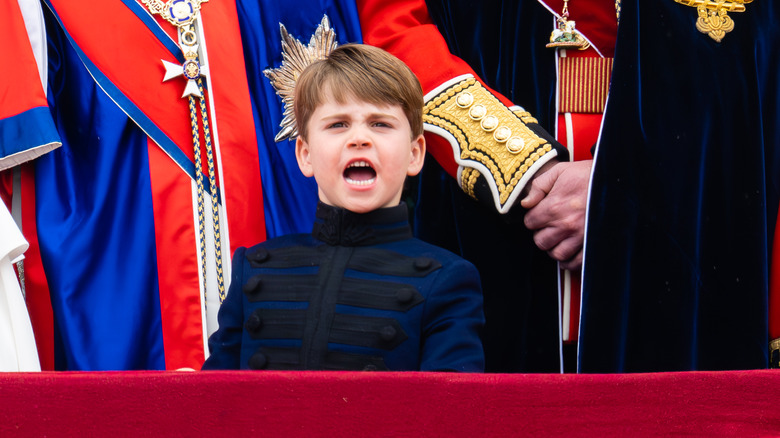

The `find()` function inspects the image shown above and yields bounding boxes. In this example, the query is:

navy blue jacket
[202,203,485,371]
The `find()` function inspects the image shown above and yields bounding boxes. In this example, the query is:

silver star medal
[263,15,338,142]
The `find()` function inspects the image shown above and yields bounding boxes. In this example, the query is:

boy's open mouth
[344,160,377,186]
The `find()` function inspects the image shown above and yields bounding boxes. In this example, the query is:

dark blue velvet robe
[580,1,780,372]
[422,0,780,372]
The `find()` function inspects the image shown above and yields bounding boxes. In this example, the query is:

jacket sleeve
[356,0,566,214]
[202,247,247,370]
[419,257,485,372]
[0,0,60,171]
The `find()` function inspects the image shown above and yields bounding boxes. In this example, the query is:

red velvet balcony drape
[3,370,778,436]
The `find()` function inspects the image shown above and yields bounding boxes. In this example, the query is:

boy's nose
[347,127,371,148]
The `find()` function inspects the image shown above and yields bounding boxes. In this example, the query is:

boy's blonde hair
[294,44,424,140]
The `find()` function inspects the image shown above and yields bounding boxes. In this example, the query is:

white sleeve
[0,203,40,372]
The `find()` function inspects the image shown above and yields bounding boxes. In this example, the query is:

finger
[547,236,584,264]
[520,184,546,210]
[520,165,559,209]
[524,194,561,230]
[524,202,549,230]
[527,194,587,234]
[558,250,584,272]
[532,226,566,252]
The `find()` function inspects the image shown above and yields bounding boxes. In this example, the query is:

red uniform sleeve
[0,0,61,171]
[356,0,514,106]
[357,0,562,214]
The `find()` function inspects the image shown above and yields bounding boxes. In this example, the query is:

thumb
[521,164,559,209]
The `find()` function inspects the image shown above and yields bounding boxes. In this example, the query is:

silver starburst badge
[264,15,338,142]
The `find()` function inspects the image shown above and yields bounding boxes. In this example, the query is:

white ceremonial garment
[0,202,40,371]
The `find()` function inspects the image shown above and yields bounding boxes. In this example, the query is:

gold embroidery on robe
[674,0,753,42]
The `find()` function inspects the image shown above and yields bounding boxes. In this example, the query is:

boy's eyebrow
[319,111,401,121]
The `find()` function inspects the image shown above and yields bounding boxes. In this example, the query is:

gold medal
[547,0,590,50]
[142,0,210,97]
[141,0,207,27]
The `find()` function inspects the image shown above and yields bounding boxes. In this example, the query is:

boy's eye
[327,122,346,129]
[372,121,392,128]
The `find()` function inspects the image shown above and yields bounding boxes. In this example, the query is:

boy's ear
[295,136,314,177]
[407,134,426,177]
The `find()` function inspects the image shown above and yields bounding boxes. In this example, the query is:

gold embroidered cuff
[424,77,555,213]
[770,338,780,368]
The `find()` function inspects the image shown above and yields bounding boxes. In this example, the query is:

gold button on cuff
[469,104,487,120]
[423,77,555,208]
[506,137,525,154]
[493,126,511,143]
[456,92,474,108]
[481,115,499,132]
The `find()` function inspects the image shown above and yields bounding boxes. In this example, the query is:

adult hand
[521,160,592,271]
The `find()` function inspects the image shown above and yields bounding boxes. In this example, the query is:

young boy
[202,44,484,372]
